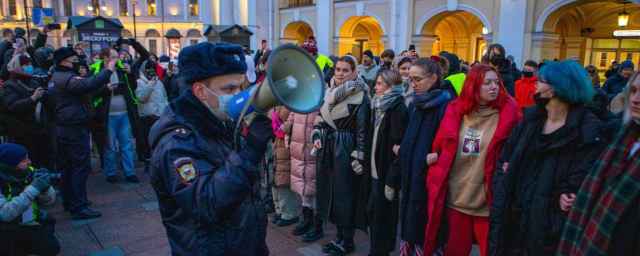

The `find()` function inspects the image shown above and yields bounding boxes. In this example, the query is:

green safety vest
[316,54,334,72]
[90,60,139,107]
[4,166,38,221]
[446,73,467,96]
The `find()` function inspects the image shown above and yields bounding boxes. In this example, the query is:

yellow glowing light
[169,8,178,15]
[87,5,94,11]
[151,3,156,7]
[482,26,488,35]
[619,11,630,28]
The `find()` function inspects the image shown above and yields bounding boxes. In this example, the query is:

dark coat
[148,89,268,256]
[602,73,628,101]
[499,65,516,97]
[489,105,607,256]
[356,97,408,253]
[91,64,141,138]
[51,66,112,126]
[170,76,190,101]
[315,87,371,227]
[387,92,450,245]
[2,75,47,137]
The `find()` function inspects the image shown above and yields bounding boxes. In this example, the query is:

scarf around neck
[328,74,368,113]
[412,89,450,110]
[372,84,404,126]
[558,121,640,255]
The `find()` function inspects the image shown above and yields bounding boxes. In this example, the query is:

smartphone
[409,45,416,51]
[47,24,61,30]
[116,81,126,88]
[168,61,174,70]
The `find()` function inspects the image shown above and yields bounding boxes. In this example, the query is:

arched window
[122,29,133,38]
[145,29,161,54]
[186,30,201,37]
[145,29,161,37]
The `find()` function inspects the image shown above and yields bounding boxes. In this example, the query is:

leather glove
[245,115,275,157]
[385,185,395,201]
[31,173,51,192]
[351,159,363,175]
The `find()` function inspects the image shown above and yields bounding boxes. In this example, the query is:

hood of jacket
[440,52,460,75]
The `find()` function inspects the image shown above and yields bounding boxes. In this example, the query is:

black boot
[263,193,275,214]
[292,207,313,236]
[302,215,324,243]
[329,239,355,256]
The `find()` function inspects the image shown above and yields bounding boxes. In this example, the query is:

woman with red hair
[422,64,522,256]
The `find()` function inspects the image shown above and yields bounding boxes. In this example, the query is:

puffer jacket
[136,60,168,117]
[602,73,628,101]
[269,106,292,187]
[282,111,319,196]
[148,89,268,256]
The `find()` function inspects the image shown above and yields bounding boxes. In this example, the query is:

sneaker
[126,175,140,183]
[106,175,118,183]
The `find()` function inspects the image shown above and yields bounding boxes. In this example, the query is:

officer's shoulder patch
[74,76,84,80]
[173,157,199,185]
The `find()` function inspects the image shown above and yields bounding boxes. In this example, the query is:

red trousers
[445,208,489,256]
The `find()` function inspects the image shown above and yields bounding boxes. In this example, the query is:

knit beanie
[0,143,28,168]
[363,50,374,60]
[301,36,318,54]
[619,60,635,74]
[18,55,31,66]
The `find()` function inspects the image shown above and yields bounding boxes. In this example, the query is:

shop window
[190,39,198,46]
[148,0,156,16]
[120,0,128,16]
[33,0,43,8]
[63,0,72,16]
[621,39,640,49]
[189,0,198,17]
[593,39,619,48]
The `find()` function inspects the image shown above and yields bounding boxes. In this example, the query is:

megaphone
[228,44,325,124]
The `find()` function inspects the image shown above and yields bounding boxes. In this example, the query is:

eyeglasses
[410,74,433,84]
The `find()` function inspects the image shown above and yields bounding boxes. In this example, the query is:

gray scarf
[372,84,404,126]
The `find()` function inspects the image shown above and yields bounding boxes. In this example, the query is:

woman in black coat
[355,70,408,256]
[489,61,608,255]
[485,44,516,97]
[386,58,452,255]
[312,55,370,256]
[2,55,50,168]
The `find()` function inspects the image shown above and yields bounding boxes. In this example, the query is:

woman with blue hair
[489,60,608,255]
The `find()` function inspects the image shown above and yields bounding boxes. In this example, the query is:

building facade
[1,0,640,79]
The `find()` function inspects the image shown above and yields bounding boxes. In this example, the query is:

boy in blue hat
[0,143,59,256]
[148,42,274,255]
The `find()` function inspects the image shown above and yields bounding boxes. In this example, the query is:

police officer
[148,42,274,255]
[0,143,60,256]
[51,46,117,219]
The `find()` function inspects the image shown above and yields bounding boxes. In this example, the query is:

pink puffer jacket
[282,111,318,196]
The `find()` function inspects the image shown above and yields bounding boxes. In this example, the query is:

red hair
[458,64,509,115]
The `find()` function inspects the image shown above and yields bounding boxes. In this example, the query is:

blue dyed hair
[538,60,594,104]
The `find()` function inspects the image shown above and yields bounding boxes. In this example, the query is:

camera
[32,168,62,182]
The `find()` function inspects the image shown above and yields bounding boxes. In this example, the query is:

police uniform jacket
[50,65,112,126]
[148,88,268,256]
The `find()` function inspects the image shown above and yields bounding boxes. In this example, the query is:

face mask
[202,85,235,122]
[147,71,156,79]
[523,71,534,78]
[259,65,265,72]
[490,54,504,67]
[70,62,81,73]
[23,65,34,75]
[93,58,100,63]
[534,88,552,108]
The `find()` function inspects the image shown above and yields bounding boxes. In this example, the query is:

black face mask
[523,71,534,78]
[70,61,81,74]
[534,89,552,108]
[490,54,504,67]
[147,72,156,79]
[384,61,392,68]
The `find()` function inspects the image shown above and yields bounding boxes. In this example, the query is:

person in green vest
[300,36,335,84]
[90,47,142,184]
[0,143,59,256]
[439,51,466,97]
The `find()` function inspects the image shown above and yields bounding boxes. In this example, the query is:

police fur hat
[53,47,77,65]
[179,42,247,84]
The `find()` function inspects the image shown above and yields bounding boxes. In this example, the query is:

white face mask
[202,85,235,122]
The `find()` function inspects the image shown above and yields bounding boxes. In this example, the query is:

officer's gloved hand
[31,174,51,192]
[245,115,275,157]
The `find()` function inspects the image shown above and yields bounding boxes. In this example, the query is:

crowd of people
[0,26,638,256]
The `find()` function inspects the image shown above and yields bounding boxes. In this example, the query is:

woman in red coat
[422,64,521,256]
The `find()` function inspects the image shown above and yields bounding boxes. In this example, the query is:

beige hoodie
[136,71,169,117]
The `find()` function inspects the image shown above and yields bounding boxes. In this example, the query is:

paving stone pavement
[42,155,479,255]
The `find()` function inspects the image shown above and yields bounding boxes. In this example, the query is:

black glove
[245,115,275,157]
[128,38,137,45]
[31,173,51,192]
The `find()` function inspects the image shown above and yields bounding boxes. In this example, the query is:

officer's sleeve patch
[173,157,199,185]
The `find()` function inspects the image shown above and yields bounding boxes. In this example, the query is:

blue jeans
[104,114,136,177]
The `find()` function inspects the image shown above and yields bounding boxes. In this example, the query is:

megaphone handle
[233,84,262,152]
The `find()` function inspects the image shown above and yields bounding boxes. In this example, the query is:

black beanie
[363,50,374,60]
[53,47,77,65]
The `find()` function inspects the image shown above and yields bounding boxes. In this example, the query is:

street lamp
[87,3,94,11]
[619,3,630,28]
[482,26,488,35]
[101,1,107,11]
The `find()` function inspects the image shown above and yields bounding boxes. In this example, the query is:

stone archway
[281,21,314,46]
[418,11,486,62]
[337,15,385,62]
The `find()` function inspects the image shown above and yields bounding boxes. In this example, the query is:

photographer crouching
[0,143,60,256]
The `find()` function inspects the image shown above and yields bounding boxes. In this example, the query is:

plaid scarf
[372,84,404,126]
[557,121,640,256]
